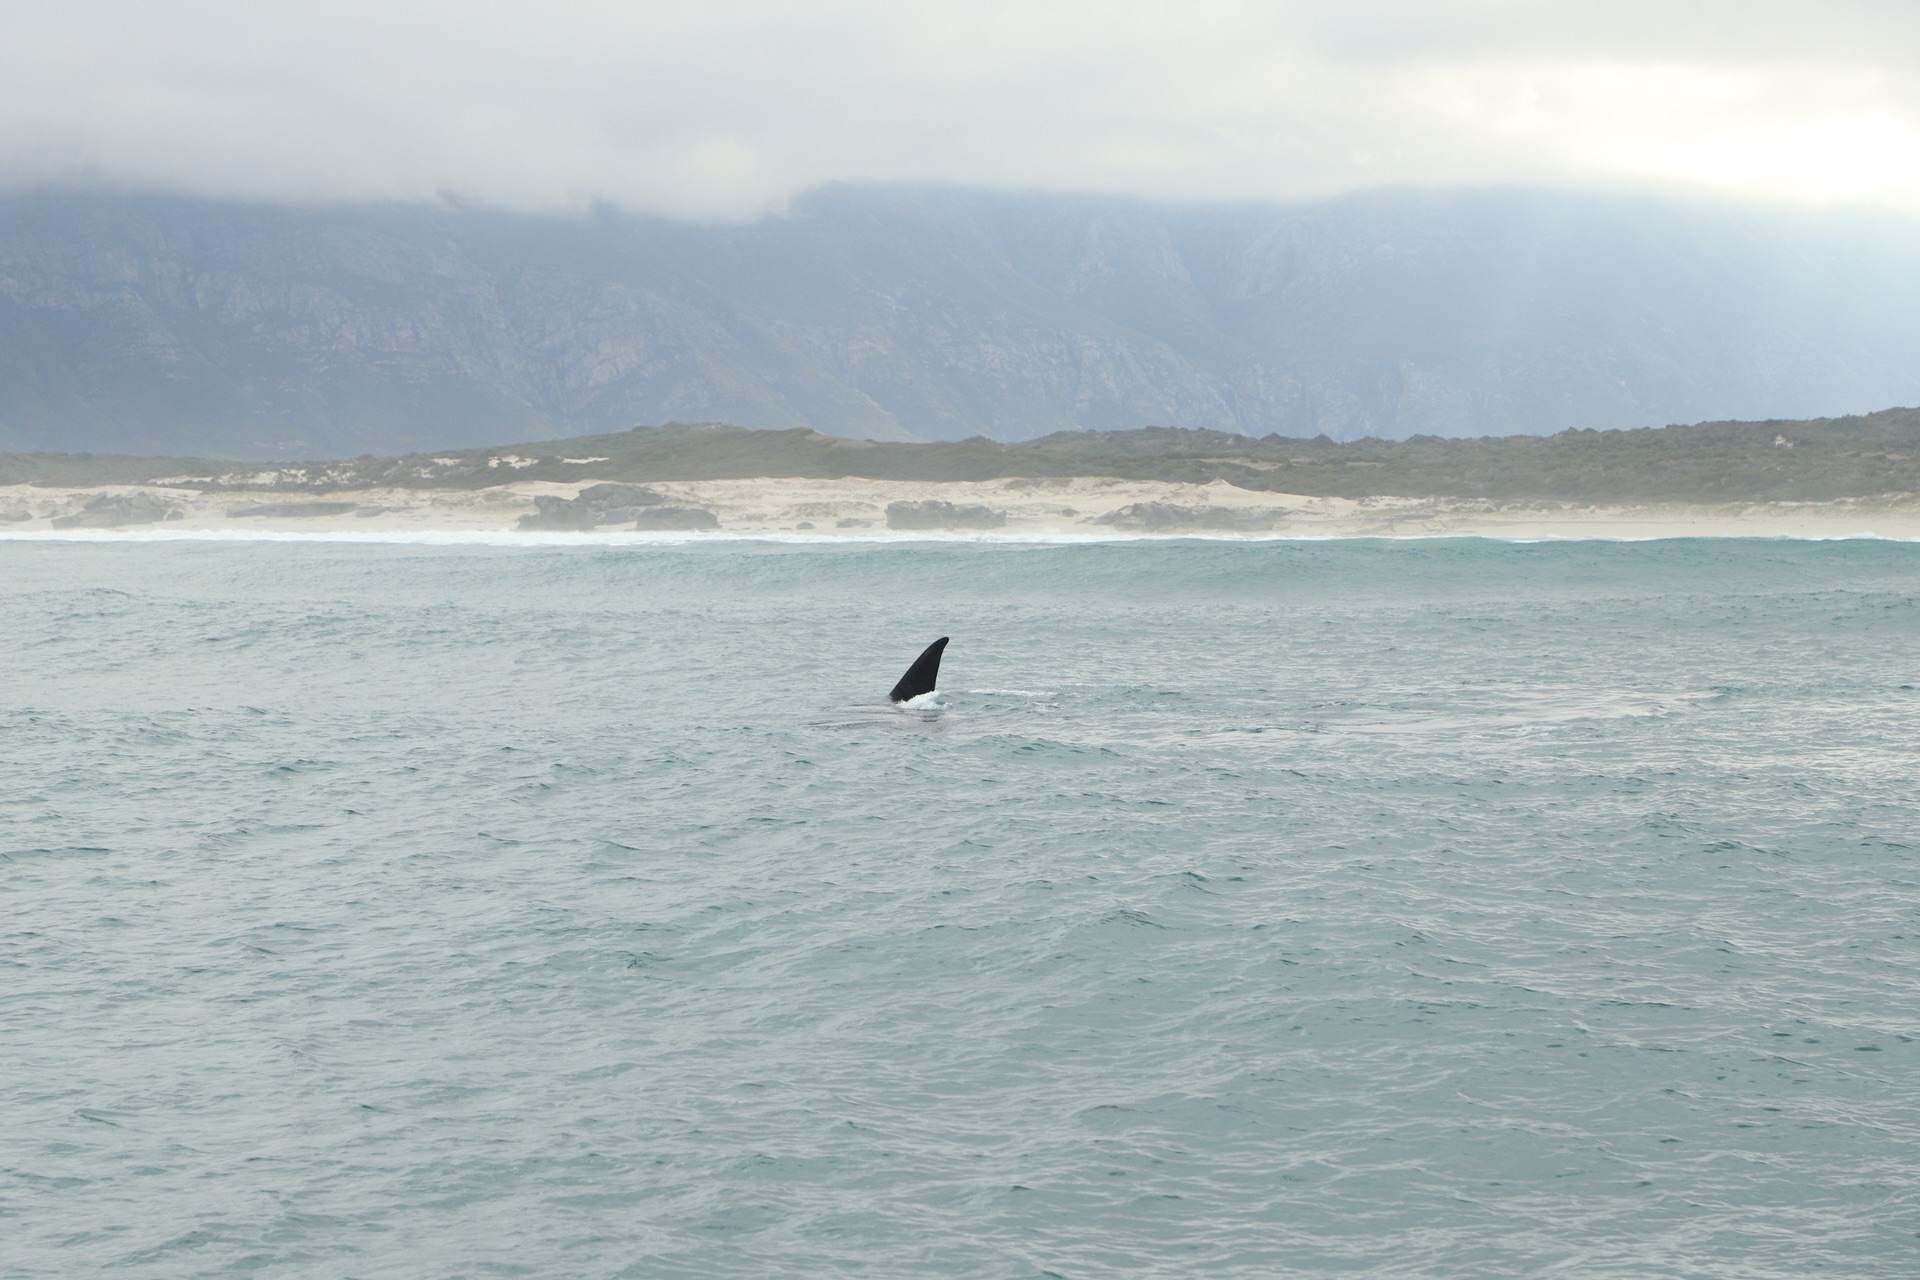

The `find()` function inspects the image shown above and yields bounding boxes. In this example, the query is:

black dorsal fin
[889,637,949,703]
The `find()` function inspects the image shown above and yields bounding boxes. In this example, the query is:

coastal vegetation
[4,407,1919,504]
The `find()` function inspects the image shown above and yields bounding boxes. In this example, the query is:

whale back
[889,637,949,703]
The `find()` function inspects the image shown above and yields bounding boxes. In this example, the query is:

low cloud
[3,0,1917,218]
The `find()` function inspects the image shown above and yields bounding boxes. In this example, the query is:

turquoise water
[3,537,1919,1277]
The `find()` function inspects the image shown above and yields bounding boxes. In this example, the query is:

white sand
[6,476,1920,540]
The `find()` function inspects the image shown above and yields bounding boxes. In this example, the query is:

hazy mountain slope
[0,198,550,457]
[982,188,1920,438]
[0,186,1916,458]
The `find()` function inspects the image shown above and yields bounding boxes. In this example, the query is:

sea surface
[3,535,1919,1278]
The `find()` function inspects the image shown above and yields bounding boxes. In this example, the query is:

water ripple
[2,539,1919,1276]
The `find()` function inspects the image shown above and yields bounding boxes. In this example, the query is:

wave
[3,526,1917,547]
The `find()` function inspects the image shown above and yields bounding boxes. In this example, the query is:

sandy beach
[6,475,1920,540]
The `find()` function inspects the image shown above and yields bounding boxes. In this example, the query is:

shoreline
[6,476,1920,542]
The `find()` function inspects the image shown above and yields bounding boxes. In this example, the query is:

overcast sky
[3,0,1916,219]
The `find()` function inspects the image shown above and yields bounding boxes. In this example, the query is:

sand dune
[6,476,1920,540]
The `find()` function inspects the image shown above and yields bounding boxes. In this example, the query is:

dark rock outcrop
[1094,502,1281,531]
[518,482,667,529]
[50,491,179,528]
[886,500,1006,530]
[631,506,719,530]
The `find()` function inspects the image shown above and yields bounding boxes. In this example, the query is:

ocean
[3,535,1918,1277]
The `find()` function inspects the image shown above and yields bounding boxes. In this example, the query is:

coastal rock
[1094,502,1281,532]
[632,506,719,530]
[885,500,1007,530]
[579,482,666,508]
[520,495,585,529]
[2,506,32,522]
[517,482,667,529]
[50,491,178,528]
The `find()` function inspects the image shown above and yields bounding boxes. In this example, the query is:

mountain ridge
[1,184,1917,459]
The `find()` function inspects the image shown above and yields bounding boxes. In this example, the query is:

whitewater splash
[4,524,1914,547]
